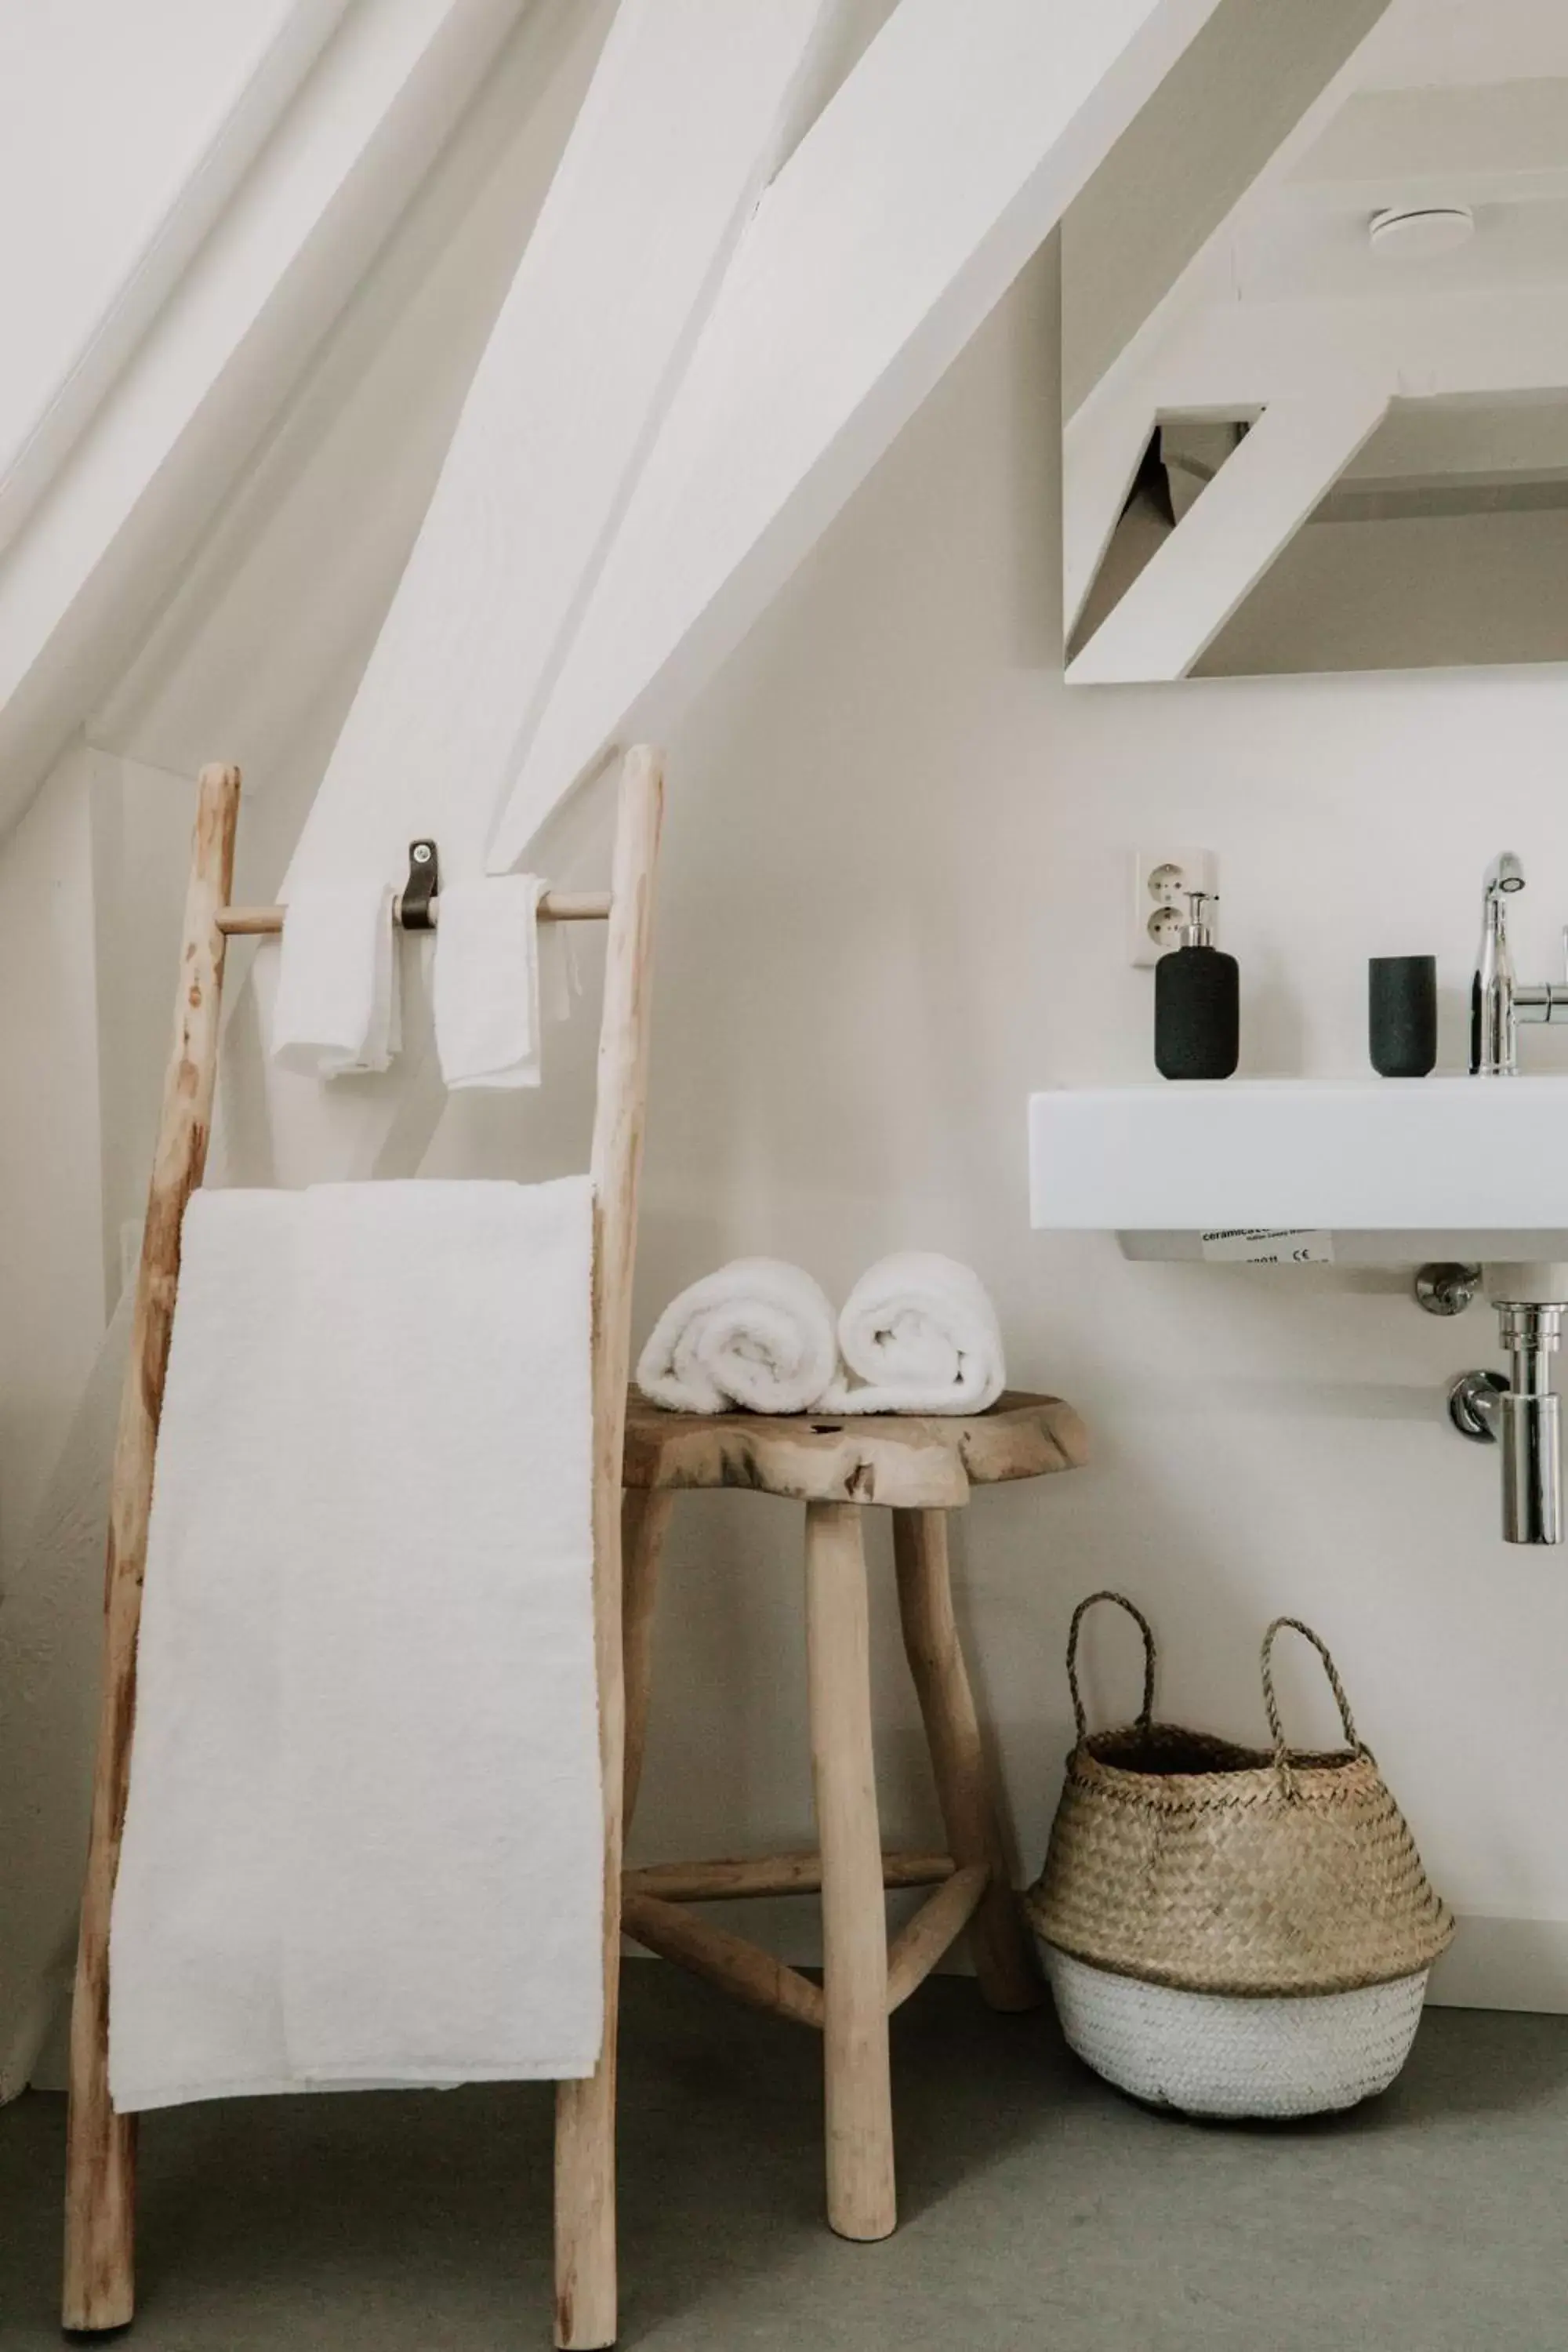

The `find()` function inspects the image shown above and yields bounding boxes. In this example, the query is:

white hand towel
[637,1258,838,1415]
[822,1253,1006,1415]
[434,875,544,1088]
[270,880,400,1076]
[109,1175,601,2111]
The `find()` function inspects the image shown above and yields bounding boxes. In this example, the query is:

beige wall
[11,236,1568,2031]
[0,746,104,1559]
[616,253,1568,1991]
[438,245,1568,1992]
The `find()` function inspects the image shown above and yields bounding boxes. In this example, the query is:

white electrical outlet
[1129,847,1218,967]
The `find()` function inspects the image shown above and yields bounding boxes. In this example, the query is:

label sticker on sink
[1200,1228,1335,1265]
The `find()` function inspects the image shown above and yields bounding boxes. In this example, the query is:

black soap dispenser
[1155,890,1239,1080]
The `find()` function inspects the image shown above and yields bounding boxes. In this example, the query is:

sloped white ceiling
[0,0,350,540]
[1354,0,1568,87]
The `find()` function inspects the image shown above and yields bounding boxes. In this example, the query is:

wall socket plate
[1130,846,1218,967]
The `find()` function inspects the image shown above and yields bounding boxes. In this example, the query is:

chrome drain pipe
[1450,1300,1564,1545]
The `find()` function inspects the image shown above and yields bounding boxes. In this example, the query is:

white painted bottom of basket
[1041,1945,1430,2120]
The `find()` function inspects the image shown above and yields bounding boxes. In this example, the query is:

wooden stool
[619,1389,1087,2241]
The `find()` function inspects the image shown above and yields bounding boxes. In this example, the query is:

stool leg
[892,1508,1041,2013]
[804,1501,895,2242]
[622,1489,673,1828]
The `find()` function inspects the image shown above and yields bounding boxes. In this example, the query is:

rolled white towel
[637,1258,838,1415]
[822,1253,1005,1415]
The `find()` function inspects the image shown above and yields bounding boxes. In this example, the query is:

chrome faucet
[1472,852,1568,1074]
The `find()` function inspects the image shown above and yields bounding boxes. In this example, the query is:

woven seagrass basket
[1025,1592,1454,2118]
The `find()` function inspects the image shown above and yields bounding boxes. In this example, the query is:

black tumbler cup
[1369,955,1437,1077]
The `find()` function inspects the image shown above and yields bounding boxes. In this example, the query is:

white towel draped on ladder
[434,874,547,1089]
[108,1177,602,2111]
[269,881,401,1076]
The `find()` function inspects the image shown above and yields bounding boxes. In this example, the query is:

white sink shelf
[1029,1078,1568,1262]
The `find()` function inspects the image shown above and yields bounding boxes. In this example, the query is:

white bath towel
[637,1258,838,1415]
[270,880,401,1076]
[109,1176,601,2112]
[434,875,545,1089]
[822,1253,1006,1415]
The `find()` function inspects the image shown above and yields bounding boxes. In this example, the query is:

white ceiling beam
[0,0,528,842]
[1067,281,1568,622]
[1127,287,1568,413]
[1066,387,1388,684]
[487,0,1229,869]
[1064,382,1173,648]
[1061,41,1568,647]
[0,0,354,561]
[240,0,845,1194]
[1286,78,1568,211]
[284,0,845,895]
[1060,2,1398,640]
[82,0,619,791]
[1059,7,1397,419]
[1062,0,1392,419]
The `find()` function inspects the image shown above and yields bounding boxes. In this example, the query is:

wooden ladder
[62,747,663,2351]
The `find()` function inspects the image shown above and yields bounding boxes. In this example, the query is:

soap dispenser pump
[1155,890,1239,1080]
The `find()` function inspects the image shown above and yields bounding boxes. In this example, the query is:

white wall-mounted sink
[1029,1079,1568,1260]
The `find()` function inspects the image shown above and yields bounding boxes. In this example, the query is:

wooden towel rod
[216,890,613,935]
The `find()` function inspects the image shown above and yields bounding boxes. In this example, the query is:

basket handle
[1066,1591,1156,1744]
[1261,1616,1363,1795]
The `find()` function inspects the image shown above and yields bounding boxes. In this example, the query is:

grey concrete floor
[5,1966,1567,2351]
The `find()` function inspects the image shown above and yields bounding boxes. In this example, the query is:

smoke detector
[1368,205,1475,260]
